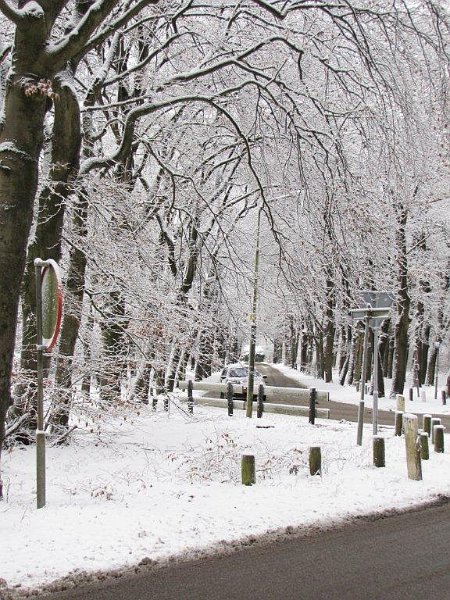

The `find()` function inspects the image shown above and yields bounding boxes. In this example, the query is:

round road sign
[41,259,63,351]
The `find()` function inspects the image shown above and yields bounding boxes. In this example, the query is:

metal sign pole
[35,259,46,509]
[350,292,393,445]
[372,326,380,435]
[357,313,370,446]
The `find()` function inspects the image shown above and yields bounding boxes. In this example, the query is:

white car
[219,363,266,399]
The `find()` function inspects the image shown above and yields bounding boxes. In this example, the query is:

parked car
[239,352,265,363]
[219,363,266,399]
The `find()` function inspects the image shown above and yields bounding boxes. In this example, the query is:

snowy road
[39,499,450,600]
[257,364,450,430]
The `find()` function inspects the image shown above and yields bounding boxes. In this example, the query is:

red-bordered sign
[41,259,63,352]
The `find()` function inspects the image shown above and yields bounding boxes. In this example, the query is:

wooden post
[256,384,264,418]
[309,388,316,425]
[241,455,256,485]
[403,414,422,481]
[396,394,405,413]
[419,432,429,460]
[373,436,385,467]
[434,425,445,453]
[409,387,413,402]
[226,382,234,417]
[394,411,403,436]
[442,390,447,406]
[309,447,321,476]
[423,414,432,437]
[431,418,441,443]
[187,380,194,414]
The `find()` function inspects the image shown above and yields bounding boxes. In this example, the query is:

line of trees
[0,0,448,458]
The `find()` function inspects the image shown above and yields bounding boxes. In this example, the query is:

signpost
[35,258,63,509]
[350,291,393,444]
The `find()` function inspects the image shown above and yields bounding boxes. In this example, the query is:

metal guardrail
[177,381,329,402]
[193,396,330,418]
[177,380,330,421]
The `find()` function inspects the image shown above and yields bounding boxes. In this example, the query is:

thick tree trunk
[52,194,88,429]
[99,291,129,403]
[425,345,437,386]
[352,325,364,384]
[338,327,351,385]
[323,276,336,383]
[391,202,410,396]
[134,363,151,403]
[0,69,48,453]
[315,331,325,380]
[18,75,81,431]
[196,328,214,380]
[420,324,431,385]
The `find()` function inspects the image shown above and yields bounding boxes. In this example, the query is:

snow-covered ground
[276,363,450,415]
[1,365,450,596]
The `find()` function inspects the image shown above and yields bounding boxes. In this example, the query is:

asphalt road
[256,363,450,431]
[39,500,450,600]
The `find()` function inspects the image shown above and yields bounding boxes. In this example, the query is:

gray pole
[372,326,379,435]
[34,259,46,509]
[246,208,262,418]
[356,313,370,446]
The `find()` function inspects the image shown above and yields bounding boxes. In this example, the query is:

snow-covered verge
[275,363,450,416]
[1,384,450,598]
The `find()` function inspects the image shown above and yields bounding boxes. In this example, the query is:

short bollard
[309,447,321,476]
[241,455,256,486]
[409,387,414,402]
[403,413,422,481]
[419,432,429,460]
[226,382,234,417]
[187,380,194,414]
[434,425,445,453]
[423,414,432,437]
[256,384,264,419]
[396,394,405,412]
[431,418,441,443]
[309,388,317,425]
[442,391,447,406]
[373,436,385,468]
[394,411,403,436]
[420,390,427,403]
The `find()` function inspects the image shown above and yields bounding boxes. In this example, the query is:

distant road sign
[349,307,391,321]
[357,290,394,309]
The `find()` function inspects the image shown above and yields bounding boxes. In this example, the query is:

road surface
[39,500,450,600]
[256,363,450,430]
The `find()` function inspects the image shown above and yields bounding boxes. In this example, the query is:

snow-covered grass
[2,378,450,596]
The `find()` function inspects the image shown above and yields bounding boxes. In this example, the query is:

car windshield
[229,368,248,378]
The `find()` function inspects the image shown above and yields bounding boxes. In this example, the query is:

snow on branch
[250,0,345,19]
[49,0,158,69]
[0,0,34,25]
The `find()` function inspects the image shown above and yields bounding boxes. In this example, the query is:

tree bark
[17,72,81,431]
[323,275,336,383]
[391,201,410,396]
[0,25,51,453]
